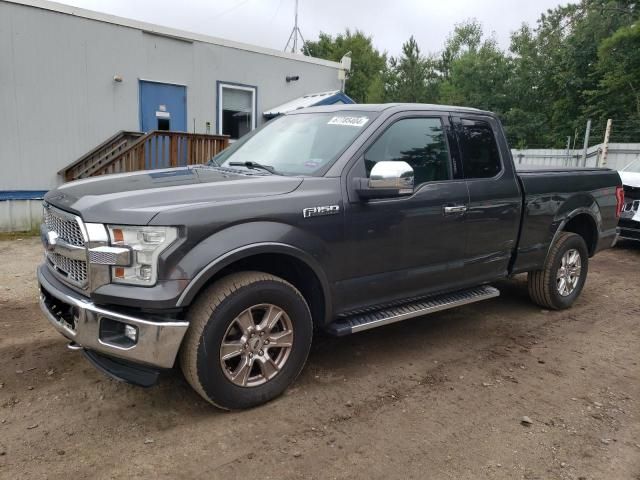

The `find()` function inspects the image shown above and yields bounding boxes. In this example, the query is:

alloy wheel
[556,248,582,296]
[219,304,294,387]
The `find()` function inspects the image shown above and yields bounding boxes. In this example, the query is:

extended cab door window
[457,119,502,179]
[364,117,451,186]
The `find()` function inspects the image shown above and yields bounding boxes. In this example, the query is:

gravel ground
[0,237,638,480]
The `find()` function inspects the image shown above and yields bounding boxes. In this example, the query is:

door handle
[443,205,467,215]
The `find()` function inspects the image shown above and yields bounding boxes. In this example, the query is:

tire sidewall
[548,235,589,309]
[195,279,312,410]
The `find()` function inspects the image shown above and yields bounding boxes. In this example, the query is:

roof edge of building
[3,0,344,69]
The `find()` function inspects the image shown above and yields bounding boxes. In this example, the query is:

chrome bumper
[38,265,189,369]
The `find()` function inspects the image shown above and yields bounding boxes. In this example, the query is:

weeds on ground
[0,229,40,241]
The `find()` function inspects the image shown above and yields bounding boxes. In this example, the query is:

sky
[56,0,575,57]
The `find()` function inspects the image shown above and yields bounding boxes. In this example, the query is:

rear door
[338,112,470,312]
[453,115,522,284]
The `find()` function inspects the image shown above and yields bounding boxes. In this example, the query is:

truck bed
[511,167,621,274]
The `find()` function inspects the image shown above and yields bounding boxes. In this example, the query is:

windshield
[210,111,374,175]
[622,159,640,173]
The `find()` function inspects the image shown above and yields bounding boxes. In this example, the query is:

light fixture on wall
[286,75,300,83]
[113,74,123,83]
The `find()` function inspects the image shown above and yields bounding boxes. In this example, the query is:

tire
[180,271,313,410]
[528,232,589,310]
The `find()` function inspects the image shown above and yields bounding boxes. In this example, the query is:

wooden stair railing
[60,131,229,182]
[59,131,145,182]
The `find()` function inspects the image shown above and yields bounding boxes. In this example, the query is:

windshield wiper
[228,161,280,175]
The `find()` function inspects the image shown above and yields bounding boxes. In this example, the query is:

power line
[193,0,254,29]
[210,0,254,19]
[267,0,285,25]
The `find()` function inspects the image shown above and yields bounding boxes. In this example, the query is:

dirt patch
[0,238,639,479]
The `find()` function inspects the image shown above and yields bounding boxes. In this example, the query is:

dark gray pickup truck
[38,104,623,409]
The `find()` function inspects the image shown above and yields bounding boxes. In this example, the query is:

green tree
[438,21,511,116]
[440,19,483,79]
[586,22,640,141]
[305,1,640,148]
[386,36,438,102]
[304,30,387,103]
[505,24,552,147]
[512,0,639,146]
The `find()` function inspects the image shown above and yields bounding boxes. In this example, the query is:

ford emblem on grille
[42,230,59,252]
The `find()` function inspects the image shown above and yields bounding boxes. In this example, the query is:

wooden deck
[60,131,229,182]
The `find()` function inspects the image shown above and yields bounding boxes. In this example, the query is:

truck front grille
[43,204,88,288]
[47,252,88,285]
[44,205,85,246]
[623,185,640,201]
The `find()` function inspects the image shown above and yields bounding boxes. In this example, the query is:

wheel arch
[547,207,600,262]
[176,243,332,327]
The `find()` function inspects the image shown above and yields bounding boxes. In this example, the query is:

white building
[0,0,349,231]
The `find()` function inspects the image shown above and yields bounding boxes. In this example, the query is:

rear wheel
[180,271,313,410]
[528,232,589,310]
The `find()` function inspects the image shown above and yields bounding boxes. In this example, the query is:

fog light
[99,318,138,348]
[124,324,138,342]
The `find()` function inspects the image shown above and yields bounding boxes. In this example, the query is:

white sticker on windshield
[327,116,369,127]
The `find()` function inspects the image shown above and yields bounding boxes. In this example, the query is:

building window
[218,82,257,140]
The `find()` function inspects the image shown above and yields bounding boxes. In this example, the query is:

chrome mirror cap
[369,161,414,192]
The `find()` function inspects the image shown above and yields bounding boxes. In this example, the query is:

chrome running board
[326,285,500,336]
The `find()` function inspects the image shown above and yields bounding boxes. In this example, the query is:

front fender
[171,221,333,314]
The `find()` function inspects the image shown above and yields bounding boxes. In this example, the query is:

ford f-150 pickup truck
[38,104,623,409]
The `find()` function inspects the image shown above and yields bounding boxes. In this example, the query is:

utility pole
[284,0,306,54]
[565,136,571,166]
[600,118,612,167]
[581,119,591,167]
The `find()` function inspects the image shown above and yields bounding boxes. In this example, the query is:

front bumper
[619,226,640,241]
[618,218,640,242]
[38,264,189,369]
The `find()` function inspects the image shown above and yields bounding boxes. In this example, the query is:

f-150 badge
[302,205,340,218]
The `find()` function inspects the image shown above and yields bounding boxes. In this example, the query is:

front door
[338,114,470,313]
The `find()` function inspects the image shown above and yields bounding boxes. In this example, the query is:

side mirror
[354,161,414,200]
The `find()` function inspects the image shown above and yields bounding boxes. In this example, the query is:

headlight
[107,226,177,286]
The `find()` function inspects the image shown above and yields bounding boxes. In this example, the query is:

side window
[364,118,451,185]
[458,120,502,179]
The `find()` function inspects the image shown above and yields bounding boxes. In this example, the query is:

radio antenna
[284,0,307,54]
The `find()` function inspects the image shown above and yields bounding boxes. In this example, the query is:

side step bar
[326,285,500,336]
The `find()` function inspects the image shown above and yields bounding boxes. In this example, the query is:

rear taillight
[615,185,624,218]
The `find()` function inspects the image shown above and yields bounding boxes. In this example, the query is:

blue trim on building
[0,191,48,201]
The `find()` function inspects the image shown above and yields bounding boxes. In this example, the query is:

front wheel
[180,271,313,410]
[528,232,589,310]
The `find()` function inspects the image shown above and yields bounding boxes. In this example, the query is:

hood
[620,171,640,189]
[44,166,303,224]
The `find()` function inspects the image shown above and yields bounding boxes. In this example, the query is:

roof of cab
[287,103,492,116]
